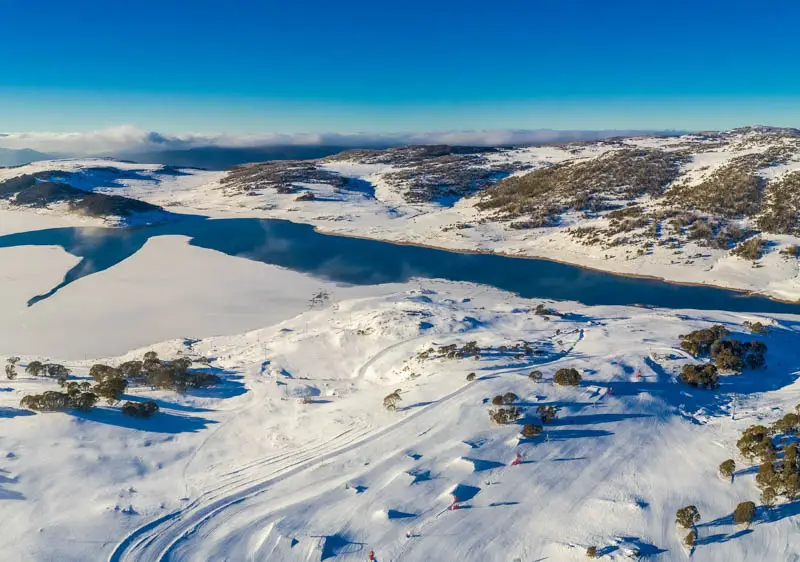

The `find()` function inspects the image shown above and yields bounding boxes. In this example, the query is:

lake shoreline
[305,222,800,307]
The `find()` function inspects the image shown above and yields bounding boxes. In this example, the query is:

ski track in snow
[111,331,584,562]
[110,380,475,561]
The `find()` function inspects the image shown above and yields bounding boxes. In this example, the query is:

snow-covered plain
[1,280,800,561]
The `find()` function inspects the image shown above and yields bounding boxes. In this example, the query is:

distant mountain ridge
[0,147,55,167]
[0,128,684,170]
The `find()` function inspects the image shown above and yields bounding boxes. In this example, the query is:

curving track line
[110,329,585,562]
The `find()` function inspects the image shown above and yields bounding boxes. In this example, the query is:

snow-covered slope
[7,127,800,300]
[1,282,799,561]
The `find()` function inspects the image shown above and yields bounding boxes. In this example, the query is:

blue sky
[2,0,800,133]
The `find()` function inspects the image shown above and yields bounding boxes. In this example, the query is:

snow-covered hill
[1,282,799,561]
[7,127,800,299]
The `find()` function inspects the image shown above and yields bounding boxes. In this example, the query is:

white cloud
[0,125,672,156]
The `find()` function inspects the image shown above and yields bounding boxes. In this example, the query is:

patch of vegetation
[416,341,481,361]
[0,173,163,218]
[221,161,349,195]
[733,501,756,526]
[736,411,800,506]
[743,320,767,334]
[537,405,558,423]
[737,425,775,462]
[679,325,729,356]
[665,150,786,218]
[676,505,701,529]
[478,149,687,226]
[679,364,719,389]
[684,530,696,549]
[383,390,402,411]
[489,406,522,425]
[5,356,19,380]
[757,171,800,234]
[89,364,121,381]
[25,361,71,379]
[731,236,767,261]
[753,440,799,503]
[553,368,582,386]
[534,304,559,317]
[21,382,97,412]
[327,145,513,203]
[710,339,767,371]
[719,459,736,480]
[94,374,128,405]
[677,325,765,373]
[521,423,543,438]
[502,392,518,404]
[121,400,159,418]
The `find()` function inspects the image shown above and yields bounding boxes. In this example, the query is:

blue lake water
[0,216,797,313]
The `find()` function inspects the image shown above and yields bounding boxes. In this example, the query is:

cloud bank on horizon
[0,126,681,156]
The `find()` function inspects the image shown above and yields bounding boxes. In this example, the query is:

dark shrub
[537,405,558,423]
[743,320,766,334]
[25,360,44,377]
[679,325,729,356]
[89,364,121,381]
[676,505,700,529]
[772,413,800,435]
[521,423,543,438]
[737,425,775,461]
[535,304,558,316]
[529,370,543,382]
[761,486,777,506]
[94,376,128,405]
[719,459,736,479]
[710,339,767,371]
[35,363,71,379]
[586,546,598,558]
[121,400,159,418]
[733,501,756,526]
[680,363,719,389]
[135,357,220,393]
[118,360,144,381]
[554,368,581,386]
[731,236,766,261]
[684,531,696,548]
[491,395,504,406]
[5,357,19,380]
[20,388,97,412]
[489,406,521,425]
[502,392,518,405]
[466,372,476,382]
